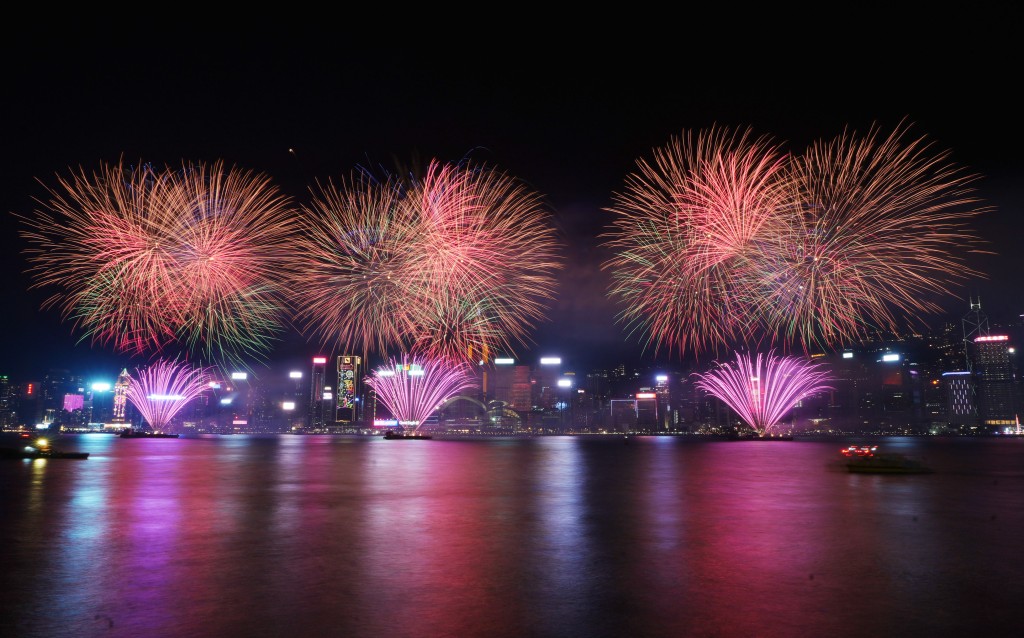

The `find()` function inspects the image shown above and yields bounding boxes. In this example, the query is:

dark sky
[2,33,1021,382]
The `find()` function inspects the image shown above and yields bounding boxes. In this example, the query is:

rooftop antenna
[962,296,990,371]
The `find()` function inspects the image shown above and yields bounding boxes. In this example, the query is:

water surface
[1,434,1021,637]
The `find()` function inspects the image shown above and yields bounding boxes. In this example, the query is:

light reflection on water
[1,434,1022,637]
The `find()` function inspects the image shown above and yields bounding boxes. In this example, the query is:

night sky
[2,32,1021,382]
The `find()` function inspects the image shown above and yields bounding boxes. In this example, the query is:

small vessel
[119,429,180,439]
[841,445,878,457]
[727,432,793,441]
[383,430,432,440]
[842,445,933,474]
[0,437,89,459]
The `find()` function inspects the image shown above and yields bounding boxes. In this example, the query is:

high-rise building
[532,356,564,410]
[635,392,658,431]
[308,356,328,430]
[112,369,130,424]
[970,335,1018,429]
[488,358,532,413]
[942,371,977,431]
[335,355,362,427]
[0,375,15,427]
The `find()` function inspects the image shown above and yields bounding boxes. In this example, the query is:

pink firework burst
[693,350,833,436]
[601,126,793,359]
[287,171,422,359]
[754,120,992,353]
[364,355,475,431]
[403,159,564,365]
[124,359,212,432]
[288,158,563,367]
[16,159,296,369]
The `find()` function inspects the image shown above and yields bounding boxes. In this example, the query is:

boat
[0,438,89,459]
[383,430,432,440]
[727,432,793,441]
[841,445,933,474]
[119,430,180,439]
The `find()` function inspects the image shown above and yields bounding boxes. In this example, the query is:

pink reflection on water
[356,438,531,635]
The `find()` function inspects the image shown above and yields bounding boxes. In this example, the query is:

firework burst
[16,159,296,369]
[365,355,475,431]
[288,158,563,367]
[603,121,991,359]
[403,159,564,365]
[124,358,212,432]
[287,171,422,358]
[601,126,793,359]
[755,121,991,352]
[693,350,833,436]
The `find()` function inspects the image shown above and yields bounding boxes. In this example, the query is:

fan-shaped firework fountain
[693,350,833,436]
[124,359,211,432]
[364,356,474,432]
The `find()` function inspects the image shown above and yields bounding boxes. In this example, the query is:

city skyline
[2,39,1022,381]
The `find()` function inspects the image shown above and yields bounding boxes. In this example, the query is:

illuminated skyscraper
[308,356,327,430]
[112,368,130,423]
[488,358,532,413]
[942,371,977,430]
[970,335,1018,429]
[0,375,14,427]
[532,356,563,410]
[336,355,362,427]
[635,392,659,431]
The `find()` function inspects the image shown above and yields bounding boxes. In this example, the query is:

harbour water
[1,433,1022,637]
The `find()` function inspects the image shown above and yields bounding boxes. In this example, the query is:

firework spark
[404,159,563,365]
[602,122,991,358]
[365,355,475,431]
[17,159,296,369]
[755,121,991,351]
[288,158,563,366]
[601,126,793,358]
[693,350,833,436]
[124,358,212,431]
[287,171,422,358]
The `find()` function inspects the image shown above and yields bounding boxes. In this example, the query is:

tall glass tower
[308,356,327,431]
[112,369,130,424]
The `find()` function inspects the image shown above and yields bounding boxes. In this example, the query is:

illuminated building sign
[975,335,1008,342]
[540,357,561,365]
[557,378,572,388]
[494,358,515,365]
[655,374,668,382]
[91,382,111,392]
[373,419,420,427]
[289,371,302,379]
[337,356,361,421]
[842,352,854,359]
[282,401,295,410]
[882,354,900,362]
[230,372,247,380]
[313,356,327,364]
[636,392,656,399]
[63,394,84,412]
